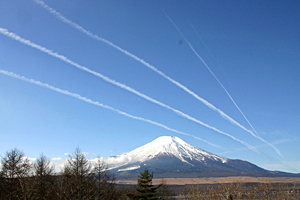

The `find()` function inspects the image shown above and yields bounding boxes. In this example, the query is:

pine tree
[134,169,161,200]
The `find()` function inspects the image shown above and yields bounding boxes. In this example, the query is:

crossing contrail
[189,21,259,137]
[164,13,259,136]
[0,68,221,149]
[31,0,261,148]
[0,28,259,153]
[190,23,215,59]
[163,13,283,158]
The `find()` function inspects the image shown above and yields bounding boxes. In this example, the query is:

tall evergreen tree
[134,169,161,200]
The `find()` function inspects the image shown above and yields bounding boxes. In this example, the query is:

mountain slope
[106,136,298,179]
[107,136,226,169]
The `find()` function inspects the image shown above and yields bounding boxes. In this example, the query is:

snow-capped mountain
[106,136,298,179]
[106,136,226,169]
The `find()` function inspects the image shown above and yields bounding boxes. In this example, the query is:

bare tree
[0,166,6,199]
[93,156,118,199]
[0,148,32,199]
[31,154,55,199]
[180,185,205,200]
[218,183,244,200]
[58,147,95,199]
[157,178,175,200]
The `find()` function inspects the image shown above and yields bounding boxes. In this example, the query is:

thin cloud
[164,13,283,158]
[52,157,62,161]
[30,0,259,152]
[0,68,222,150]
[23,157,37,163]
[238,138,296,151]
[262,162,300,173]
[0,28,257,153]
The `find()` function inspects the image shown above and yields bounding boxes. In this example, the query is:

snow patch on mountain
[106,136,227,169]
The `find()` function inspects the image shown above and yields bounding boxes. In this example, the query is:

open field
[116,176,300,185]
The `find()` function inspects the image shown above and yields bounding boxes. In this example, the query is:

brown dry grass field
[116,176,300,185]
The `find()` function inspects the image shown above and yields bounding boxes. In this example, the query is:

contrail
[190,23,215,59]
[190,21,259,137]
[0,28,259,153]
[165,13,258,136]
[31,0,260,149]
[164,13,283,158]
[0,68,221,149]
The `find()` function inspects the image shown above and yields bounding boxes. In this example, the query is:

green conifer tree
[134,168,161,200]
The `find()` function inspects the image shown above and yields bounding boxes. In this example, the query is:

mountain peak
[153,135,178,143]
[107,136,227,170]
[147,135,185,150]
[144,136,227,163]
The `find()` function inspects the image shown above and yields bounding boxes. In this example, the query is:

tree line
[0,148,174,200]
[0,147,121,199]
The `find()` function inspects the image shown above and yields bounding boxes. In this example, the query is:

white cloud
[82,152,89,156]
[90,157,104,163]
[237,138,295,151]
[104,155,148,169]
[52,157,62,161]
[22,157,36,164]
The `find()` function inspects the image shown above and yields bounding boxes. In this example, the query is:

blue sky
[0,0,299,173]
